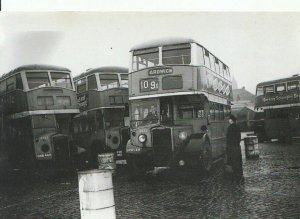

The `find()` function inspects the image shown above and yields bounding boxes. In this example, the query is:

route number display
[140,78,159,92]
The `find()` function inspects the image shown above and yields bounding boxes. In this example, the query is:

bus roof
[130,37,199,51]
[1,64,71,80]
[74,66,128,80]
[257,74,300,87]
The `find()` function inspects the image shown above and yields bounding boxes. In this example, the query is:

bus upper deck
[129,37,232,103]
[74,66,128,112]
[0,64,78,116]
[255,74,300,109]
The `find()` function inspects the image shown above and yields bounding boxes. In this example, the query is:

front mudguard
[174,133,209,167]
[184,133,208,153]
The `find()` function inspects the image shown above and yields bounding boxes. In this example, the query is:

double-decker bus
[0,65,79,172]
[72,67,130,169]
[254,74,300,143]
[126,38,232,176]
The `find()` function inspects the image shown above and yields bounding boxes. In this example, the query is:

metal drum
[98,153,116,175]
[244,136,259,159]
[78,169,116,219]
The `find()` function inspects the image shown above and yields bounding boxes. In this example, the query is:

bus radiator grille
[152,128,172,167]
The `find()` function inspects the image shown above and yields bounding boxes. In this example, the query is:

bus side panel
[4,90,28,115]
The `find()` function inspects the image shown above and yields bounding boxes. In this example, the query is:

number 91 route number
[140,78,159,92]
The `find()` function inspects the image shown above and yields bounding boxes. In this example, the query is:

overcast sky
[0,12,299,93]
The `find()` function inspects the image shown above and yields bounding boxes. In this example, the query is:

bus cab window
[160,101,173,125]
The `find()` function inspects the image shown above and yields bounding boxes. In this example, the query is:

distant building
[232,86,256,131]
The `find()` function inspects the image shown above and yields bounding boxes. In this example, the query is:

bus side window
[196,109,205,118]
[0,81,6,94]
[215,58,220,75]
[209,103,215,121]
[220,105,224,120]
[16,74,23,90]
[215,104,220,120]
[196,45,205,65]
[6,76,16,92]
[275,83,286,93]
[203,48,210,68]
[77,78,87,94]
[209,53,216,72]
[88,74,97,90]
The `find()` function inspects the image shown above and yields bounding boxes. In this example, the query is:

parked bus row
[0,37,235,177]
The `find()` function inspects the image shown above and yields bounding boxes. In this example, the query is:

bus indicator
[140,78,159,92]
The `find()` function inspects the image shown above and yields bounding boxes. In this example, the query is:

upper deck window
[88,74,97,90]
[26,72,50,89]
[162,44,191,65]
[256,87,263,96]
[264,85,274,94]
[6,76,16,91]
[99,74,119,90]
[76,78,86,93]
[275,83,286,93]
[50,72,72,89]
[214,58,220,74]
[133,48,159,71]
[0,81,5,94]
[287,81,299,91]
[203,48,210,68]
[120,74,128,88]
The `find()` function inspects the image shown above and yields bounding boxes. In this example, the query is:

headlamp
[178,131,187,140]
[138,134,147,143]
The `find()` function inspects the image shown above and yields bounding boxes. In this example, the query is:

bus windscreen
[26,72,50,89]
[50,72,73,89]
[130,98,159,128]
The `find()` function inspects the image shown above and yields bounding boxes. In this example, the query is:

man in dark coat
[226,114,243,183]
